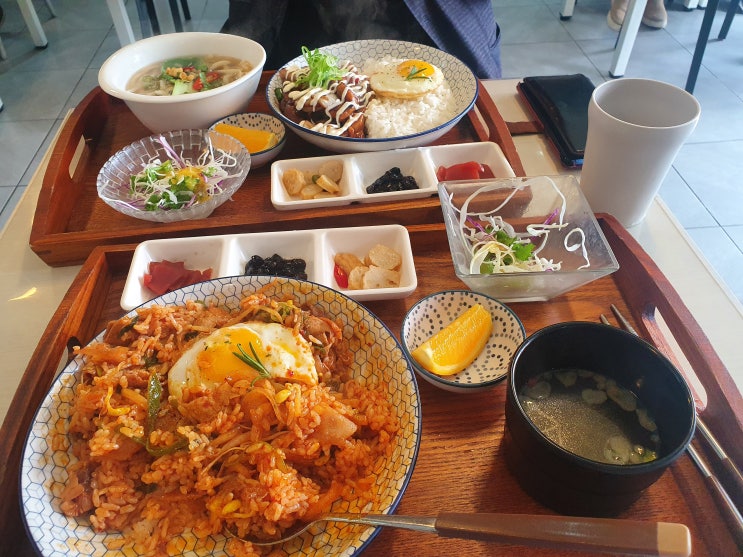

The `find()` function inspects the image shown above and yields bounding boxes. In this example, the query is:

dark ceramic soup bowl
[504,321,695,516]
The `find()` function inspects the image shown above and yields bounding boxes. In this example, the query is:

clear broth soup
[519,369,660,465]
[127,55,253,96]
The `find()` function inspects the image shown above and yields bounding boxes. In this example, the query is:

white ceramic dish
[400,290,525,393]
[266,39,478,153]
[120,224,417,310]
[98,32,266,133]
[22,276,421,557]
[209,112,287,168]
[271,142,515,210]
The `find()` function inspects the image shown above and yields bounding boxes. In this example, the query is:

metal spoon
[233,511,691,556]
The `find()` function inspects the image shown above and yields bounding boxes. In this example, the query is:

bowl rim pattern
[266,39,478,146]
[400,289,526,392]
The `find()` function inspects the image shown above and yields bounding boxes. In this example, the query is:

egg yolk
[397,59,435,80]
[196,327,266,383]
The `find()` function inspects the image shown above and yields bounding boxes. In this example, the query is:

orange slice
[411,303,493,376]
[213,123,277,153]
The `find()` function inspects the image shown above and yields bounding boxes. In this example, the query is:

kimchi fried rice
[57,287,400,556]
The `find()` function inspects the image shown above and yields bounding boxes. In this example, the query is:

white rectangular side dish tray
[270,142,515,210]
[121,224,417,310]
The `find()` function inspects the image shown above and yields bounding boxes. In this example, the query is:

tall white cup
[579,79,701,227]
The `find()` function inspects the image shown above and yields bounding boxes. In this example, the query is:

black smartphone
[517,74,595,168]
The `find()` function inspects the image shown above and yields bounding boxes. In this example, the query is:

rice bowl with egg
[267,40,478,153]
[21,276,420,557]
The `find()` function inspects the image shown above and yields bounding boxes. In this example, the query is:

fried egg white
[369,58,444,100]
[168,322,318,401]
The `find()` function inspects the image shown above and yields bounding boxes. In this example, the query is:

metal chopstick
[687,444,743,544]
[600,306,743,529]
[606,305,743,503]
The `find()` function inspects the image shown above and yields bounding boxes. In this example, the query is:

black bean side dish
[244,254,308,280]
[366,167,419,194]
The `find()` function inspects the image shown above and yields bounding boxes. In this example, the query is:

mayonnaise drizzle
[280,61,373,135]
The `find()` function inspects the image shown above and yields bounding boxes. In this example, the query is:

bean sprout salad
[123,135,241,211]
[447,177,591,274]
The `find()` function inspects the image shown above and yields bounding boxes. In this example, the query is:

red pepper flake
[333,264,349,288]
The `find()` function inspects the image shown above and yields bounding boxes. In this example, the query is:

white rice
[363,57,458,139]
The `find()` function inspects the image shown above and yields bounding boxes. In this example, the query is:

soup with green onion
[519,369,660,465]
[127,55,253,96]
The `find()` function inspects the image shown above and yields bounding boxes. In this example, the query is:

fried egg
[168,322,318,401]
[369,58,444,100]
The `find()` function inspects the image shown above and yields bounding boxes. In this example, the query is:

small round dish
[210,112,287,168]
[401,290,525,393]
[96,129,251,223]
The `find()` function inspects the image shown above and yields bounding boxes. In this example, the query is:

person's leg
[608,0,628,31]
[642,0,667,28]
[608,0,667,30]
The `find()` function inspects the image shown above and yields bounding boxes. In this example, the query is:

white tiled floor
[1,0,742,303]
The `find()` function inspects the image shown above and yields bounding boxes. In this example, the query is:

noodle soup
[127,55,253,96]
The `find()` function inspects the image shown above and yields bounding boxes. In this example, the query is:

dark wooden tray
[30,73,524,267]
[3,216,742,556]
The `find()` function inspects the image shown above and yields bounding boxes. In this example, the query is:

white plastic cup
[579,79,700,227]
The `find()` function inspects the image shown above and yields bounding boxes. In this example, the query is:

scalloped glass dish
[20,276,421,557]
[96,129,251,223]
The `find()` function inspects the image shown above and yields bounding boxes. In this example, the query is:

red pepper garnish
[333,264,349,288]
[192,78,203,91]
[206,71,220,83]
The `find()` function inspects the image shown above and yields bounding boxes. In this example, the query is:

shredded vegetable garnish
[120,136,240,212]
[446,177,591,274]
[295,46,347,89]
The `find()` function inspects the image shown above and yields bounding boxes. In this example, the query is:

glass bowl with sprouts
[97,129,251,223]
[438,175,619,302]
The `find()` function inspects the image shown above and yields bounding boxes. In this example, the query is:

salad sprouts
[119,136,241,212]
[447,177,591,274]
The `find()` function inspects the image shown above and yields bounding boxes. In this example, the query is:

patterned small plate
[209,112,287,168]
[20,276,421,557]
[401,290,525,392]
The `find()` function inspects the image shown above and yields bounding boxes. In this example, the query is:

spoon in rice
[229,511,691,555]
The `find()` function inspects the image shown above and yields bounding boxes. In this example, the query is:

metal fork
[600,304,743,541]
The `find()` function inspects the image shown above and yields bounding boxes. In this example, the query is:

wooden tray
[3,216,742,556]
[29,73,524,267]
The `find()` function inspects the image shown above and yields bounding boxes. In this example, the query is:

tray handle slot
[599,214,743,471]
[32,87,109,239]
[468,80,526,177]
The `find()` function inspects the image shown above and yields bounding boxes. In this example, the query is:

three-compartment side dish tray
[4,217,743,556]
[29,74,523,267]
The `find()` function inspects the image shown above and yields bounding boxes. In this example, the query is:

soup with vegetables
[127,55,253,96]
[519,369,660,465]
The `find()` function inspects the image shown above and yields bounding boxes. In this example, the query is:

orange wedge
[213,123,277,153]
[411,303,493,376]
